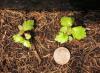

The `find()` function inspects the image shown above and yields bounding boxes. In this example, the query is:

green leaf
[60,16,74,27]
[60,27,72,35]
[60,27,68,33]
[23,40,31,48]
[24,33,31,40]
[55,32,68,43]
[22,20,34,31]
[12,34,25,43]
[72,26,86,40]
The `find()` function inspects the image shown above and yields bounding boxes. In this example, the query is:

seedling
[12,20,34,48]
[18,20,34,35]
[55,16,86,43]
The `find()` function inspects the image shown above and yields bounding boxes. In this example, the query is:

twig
[34,50,41,64]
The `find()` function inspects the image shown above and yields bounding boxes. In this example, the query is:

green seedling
[55,16,87,43]
[18,20,34,35]
[12,20,34,48]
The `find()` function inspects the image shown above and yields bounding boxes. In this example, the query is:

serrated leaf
[12,34,25,43]
[22,20,34,31]
[55,32,68,43]
[60,16,74,27]
[72,26,86,40]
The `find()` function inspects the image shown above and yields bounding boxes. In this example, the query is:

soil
[0,0,100,73]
